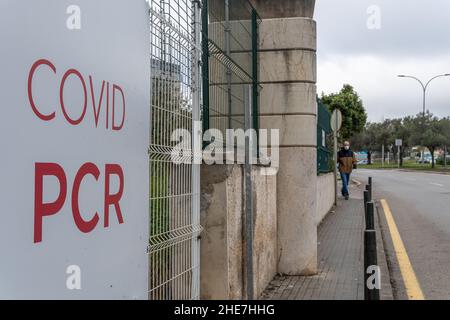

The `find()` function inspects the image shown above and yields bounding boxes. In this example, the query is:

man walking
[337,141,357,200]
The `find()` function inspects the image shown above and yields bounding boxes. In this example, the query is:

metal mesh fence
[202,0,260,152]
[148,0,202,300]
[317,99,333,174]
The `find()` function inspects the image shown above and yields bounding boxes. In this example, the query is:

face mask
[344,146,350,150]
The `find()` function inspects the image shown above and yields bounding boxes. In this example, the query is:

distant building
[151,58,181,81]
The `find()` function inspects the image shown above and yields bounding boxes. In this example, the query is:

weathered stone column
[251,0,317,275]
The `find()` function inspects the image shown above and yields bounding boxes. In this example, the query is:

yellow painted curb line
[380,199,425,300]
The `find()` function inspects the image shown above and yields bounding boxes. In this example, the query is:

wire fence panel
[317,99,333,174]
[202,0,260,152]
[148,0,202,300]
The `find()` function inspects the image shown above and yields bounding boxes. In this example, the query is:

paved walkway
[261,183,393,300]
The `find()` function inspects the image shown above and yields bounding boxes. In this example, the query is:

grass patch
[359,160,450,172]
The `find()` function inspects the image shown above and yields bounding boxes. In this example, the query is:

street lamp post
[398,74,450,117]
[398,74,450,163]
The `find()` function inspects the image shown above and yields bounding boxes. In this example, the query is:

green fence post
[201,0,209,146]
[251,9,259,157]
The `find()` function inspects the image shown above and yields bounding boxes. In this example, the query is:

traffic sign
[331,109,343,132]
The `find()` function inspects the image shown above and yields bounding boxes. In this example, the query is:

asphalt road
[353,169,450,300]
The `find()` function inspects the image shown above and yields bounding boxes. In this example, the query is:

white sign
[0,0,150,299]
[322,130,326,147]
[395,139,403,146]
[330,109,343,132]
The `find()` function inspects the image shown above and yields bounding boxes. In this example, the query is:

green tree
[354,112,450,168]
[409,112,446,168]
[439,117,450,148]
[438,117,450,165]
[373,119,395,163]
[320,84,367,140]
[353,117,413,167]
[351,122,379,164]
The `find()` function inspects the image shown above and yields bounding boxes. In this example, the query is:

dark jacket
[337,149,357,173]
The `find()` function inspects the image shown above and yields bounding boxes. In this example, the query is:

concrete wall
[200,0,337,298]
[251,0,315,19]
[316,173,335,224]
[200,165,242,300]
[200,164,277,299]
[252,167,277,297]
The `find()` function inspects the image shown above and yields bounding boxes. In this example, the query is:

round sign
[330,109,343,132]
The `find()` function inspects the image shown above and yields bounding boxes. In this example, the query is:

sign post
[445,146,448,168]
[395,139,402,168]
[331,109,343,206]
[0,1,150,299]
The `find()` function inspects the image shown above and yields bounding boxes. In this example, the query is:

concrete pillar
[251,0,318,275]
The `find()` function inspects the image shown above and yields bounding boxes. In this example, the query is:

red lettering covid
[28,58,125,130]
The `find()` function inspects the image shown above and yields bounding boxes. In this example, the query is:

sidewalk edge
[374,201,395,300]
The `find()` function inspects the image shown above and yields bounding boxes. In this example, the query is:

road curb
[356,179,394,299]
[374,201,395,300]
[351,178,362,186]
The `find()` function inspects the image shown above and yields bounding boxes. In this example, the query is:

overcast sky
[315,0,450,122]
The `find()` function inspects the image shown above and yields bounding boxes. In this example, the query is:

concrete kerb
[374,201,395,300]
[351,178,362,186]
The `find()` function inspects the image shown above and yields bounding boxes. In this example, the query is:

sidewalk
[260,182,393,300]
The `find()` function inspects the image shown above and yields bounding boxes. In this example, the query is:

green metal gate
[317,99,332,174]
